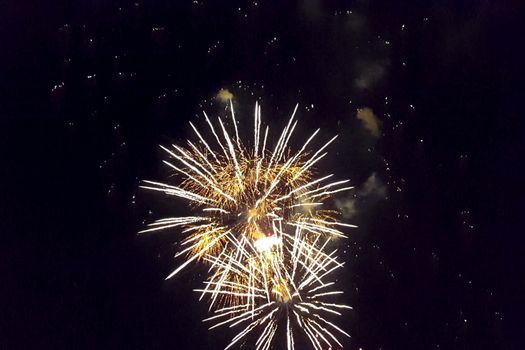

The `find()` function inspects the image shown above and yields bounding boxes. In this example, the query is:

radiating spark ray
[165,230,230,279]
[203,111,230,161]
[189,121,221,164]
[218,117,244,189]
[187,140,218,174]
[229,99,240,147]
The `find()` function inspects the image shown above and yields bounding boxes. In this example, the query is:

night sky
[1,1,523,349]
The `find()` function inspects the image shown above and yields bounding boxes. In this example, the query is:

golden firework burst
[141,101,356,349]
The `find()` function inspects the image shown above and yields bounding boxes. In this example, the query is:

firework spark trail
[141,101,355,348]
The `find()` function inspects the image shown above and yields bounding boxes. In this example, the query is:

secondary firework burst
[199,226,353,350]
[141,100,356,348]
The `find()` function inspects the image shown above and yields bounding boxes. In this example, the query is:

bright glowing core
[254,235,281,253]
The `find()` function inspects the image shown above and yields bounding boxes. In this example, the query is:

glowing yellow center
[248,208,258,219]
[271,281,291,302]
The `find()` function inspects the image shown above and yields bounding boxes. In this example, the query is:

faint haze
[335,172,387,219]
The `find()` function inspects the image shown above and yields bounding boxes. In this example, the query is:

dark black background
[1,0,523,349]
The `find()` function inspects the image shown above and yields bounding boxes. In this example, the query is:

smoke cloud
[335,172,387,219]
[216,88,234,103]
[356,107,381,138]
[353,60,388,90]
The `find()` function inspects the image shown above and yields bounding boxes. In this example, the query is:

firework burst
[199,227,352,350]
[141,101,355,349]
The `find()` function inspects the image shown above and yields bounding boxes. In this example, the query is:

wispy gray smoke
[335,172,387,219]
[353,60,389,90]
